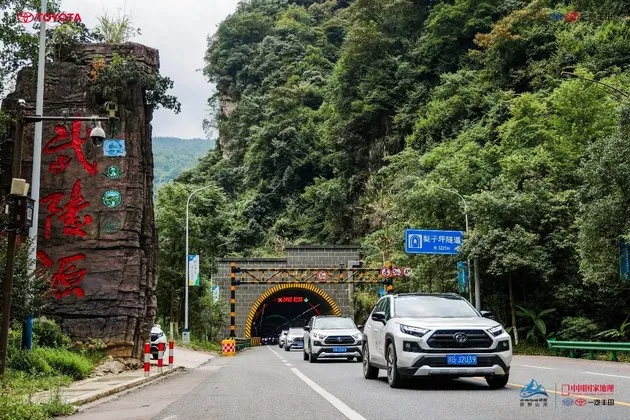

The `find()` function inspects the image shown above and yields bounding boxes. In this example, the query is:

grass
[1,370,75,419]
[176,337,222,353]
[513,341,553,356]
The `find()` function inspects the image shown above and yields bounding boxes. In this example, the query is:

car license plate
[332,346,347,353]
[447,354,477,365]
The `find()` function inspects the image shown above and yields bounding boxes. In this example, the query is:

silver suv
[284,327,305,351]
[362,293,512,388]
[303,316,363,363]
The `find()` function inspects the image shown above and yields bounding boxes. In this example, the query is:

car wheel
[386,342,404,388]
[486,374,509,389]
[309,345,317,363]
[362,342,378,379]
[303,350,308,361]
[284,344,290,352]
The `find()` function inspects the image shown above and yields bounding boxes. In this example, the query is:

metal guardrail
[234,338,250,351]
[547,338,630,362]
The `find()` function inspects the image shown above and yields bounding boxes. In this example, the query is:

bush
[7,349,52,376]
[556,317,600,342]
[37,348,93,380]
[33,317,72,349]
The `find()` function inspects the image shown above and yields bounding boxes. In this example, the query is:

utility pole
[0,101,26,377]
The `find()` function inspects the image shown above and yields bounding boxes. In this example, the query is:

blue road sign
[457,261,469,294]
[405,229,464,255]
[621,240,630,281]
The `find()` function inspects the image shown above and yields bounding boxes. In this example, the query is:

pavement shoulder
[32,347,216,407]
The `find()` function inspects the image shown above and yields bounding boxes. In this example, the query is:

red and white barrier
[157,342,165,373]
[144,343,150,377]
[168,340,174,368]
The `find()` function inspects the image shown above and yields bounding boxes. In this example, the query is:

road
[67,346,630,420]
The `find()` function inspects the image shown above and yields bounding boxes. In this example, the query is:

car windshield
[394,295,479,318]
[288,328,304,335]
[314,317,355,329]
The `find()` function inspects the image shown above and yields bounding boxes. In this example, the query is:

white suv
[362,293,512,388]
[284,327,305,351]
[302,316,363,363]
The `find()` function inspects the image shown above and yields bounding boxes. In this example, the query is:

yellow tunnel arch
[245,283,342,338]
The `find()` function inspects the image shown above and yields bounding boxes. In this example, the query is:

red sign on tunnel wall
[277,296,304,303]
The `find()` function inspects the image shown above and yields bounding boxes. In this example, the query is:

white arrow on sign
[403,267,413,277]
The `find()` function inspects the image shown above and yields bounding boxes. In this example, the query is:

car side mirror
[357,324,364,331]
[371,311,386,324]
[480,310,494,319]
[304,326,311,332]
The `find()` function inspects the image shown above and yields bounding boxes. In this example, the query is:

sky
[61,0,241,139]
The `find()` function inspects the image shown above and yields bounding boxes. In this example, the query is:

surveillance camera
[90,126,106,146]
[104,101,118,118]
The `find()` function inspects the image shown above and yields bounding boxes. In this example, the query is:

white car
[303,315,363,363]
[150,325,167,359]
[284,327,305,351]
[362,293,512,388]
[278,330,288,348]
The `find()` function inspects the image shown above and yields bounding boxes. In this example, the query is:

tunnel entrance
[246,284,341,339]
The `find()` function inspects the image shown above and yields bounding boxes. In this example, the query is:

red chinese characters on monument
[43,119,97,175]
[40,179,92,239]
[37,250,87,299]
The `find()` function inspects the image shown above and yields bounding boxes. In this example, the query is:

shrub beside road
[0,318,105,419]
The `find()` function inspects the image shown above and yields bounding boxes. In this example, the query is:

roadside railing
[547,338,630,362]
[222,337,262,356]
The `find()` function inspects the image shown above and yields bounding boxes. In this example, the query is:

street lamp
[435,186,481,311]
[183,184,213,344]
[0,100,113,377]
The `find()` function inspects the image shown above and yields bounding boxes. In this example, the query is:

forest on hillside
[156,0,630,343]
[153,137,215,194]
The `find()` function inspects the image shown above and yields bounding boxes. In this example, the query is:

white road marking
[286,363,292,367]
[516,364,556,370]
[582,372,630,379]
[290,368,367,420]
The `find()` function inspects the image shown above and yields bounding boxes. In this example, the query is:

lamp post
[24,0,48,351]
[436,186,481,310]
[184,185,213,344]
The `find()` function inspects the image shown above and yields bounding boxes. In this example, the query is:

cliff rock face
[1,43,158,358]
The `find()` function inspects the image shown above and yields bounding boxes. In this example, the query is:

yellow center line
[468,378,630,407]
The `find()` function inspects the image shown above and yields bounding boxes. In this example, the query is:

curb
[70,366,186,406]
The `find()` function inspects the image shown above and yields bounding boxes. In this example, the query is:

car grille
[426,330,493,349]
[324,336,354,345]
[292,337,303,342]
[150,334,159,342]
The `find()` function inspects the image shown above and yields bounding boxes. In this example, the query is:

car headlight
[313,333,326,340]
[488,325,504,337]
[351,332,362,340]
[400,324,430,337]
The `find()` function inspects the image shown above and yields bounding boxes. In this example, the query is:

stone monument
[0,43,159,358]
